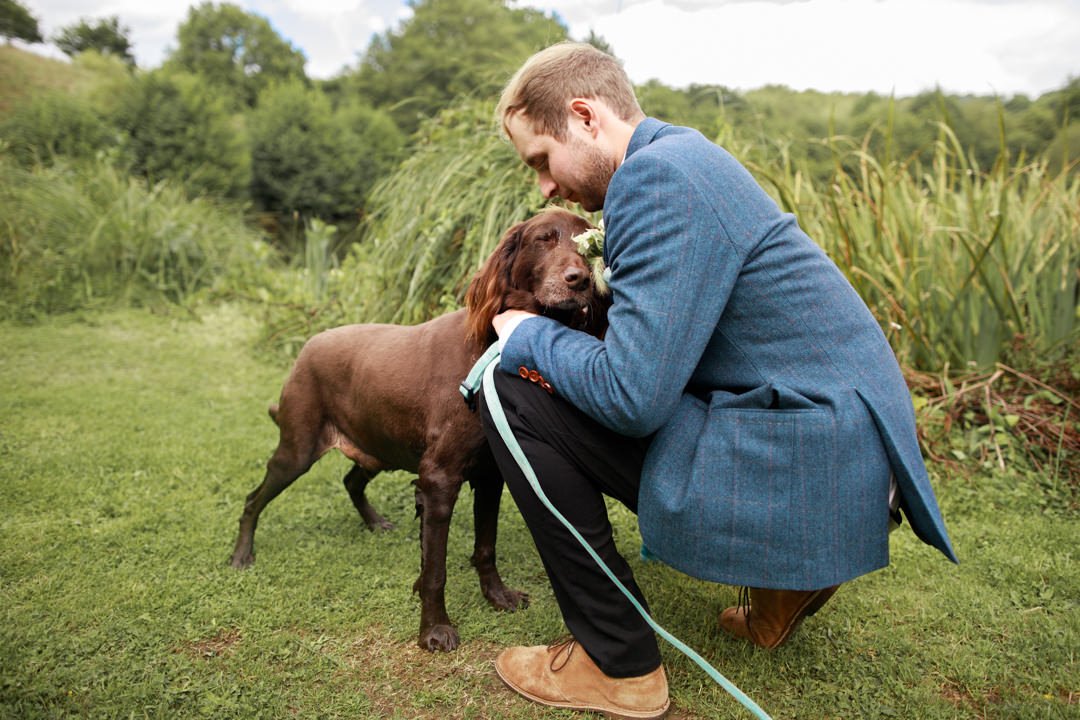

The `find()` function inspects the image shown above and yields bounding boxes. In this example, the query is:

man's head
[496,42,644,141]
[497,42,645,211]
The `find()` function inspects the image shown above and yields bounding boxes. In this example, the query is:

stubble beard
[570,135,614,213]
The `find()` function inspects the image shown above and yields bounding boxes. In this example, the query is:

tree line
[2,0,1077,253]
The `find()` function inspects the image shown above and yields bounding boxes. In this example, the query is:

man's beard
[569,135,614,212]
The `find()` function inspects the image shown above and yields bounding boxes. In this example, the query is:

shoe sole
[494,664,671,720]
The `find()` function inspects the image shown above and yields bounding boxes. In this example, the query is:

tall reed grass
[0,155,277,320]
[751,123,1079,371]
[332,112,1076,373]
[349,101,549,324]
[253,101,556,357]
[5,103,1075,377]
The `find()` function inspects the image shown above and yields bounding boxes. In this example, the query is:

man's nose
[538,173,558,199]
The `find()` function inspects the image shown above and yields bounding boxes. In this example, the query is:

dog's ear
[464,221,525,348]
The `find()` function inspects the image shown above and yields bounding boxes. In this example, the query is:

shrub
[248,80,404,229]
[112,69,250,199]
[0,90,115,165]
[0,155,277,319]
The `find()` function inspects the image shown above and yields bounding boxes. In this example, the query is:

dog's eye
[535,230,558,243]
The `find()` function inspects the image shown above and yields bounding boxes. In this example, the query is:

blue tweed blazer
[500,118,957,589]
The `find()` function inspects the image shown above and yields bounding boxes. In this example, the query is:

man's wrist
[497,313,532,350]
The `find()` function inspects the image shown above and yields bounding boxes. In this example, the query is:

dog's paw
[360,508,395,532]
[418,624,460,652]
[485,586,530,612]
[364,517,396,532]
[229,551,255,569]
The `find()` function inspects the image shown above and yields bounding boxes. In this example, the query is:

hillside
[0,45,102,117]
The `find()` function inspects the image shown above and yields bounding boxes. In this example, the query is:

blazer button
[540,380,554,394]
[528,370,541,383]
[518,366,529,379]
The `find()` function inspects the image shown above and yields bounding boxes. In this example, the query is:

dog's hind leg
[229,445,316,568]
[470,474,529,612]
[412,462,462,652]
[342,463,395,531]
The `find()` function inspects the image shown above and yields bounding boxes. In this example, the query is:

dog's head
[465,208,608,348]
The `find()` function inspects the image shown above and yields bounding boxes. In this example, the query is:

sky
[18,0,1080,98]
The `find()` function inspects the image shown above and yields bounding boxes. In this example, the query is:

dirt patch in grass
[178,628,243,660]
[333,627,527,719]
[940,680,1003,716]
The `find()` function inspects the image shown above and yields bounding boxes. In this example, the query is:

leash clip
[460,343,502,411]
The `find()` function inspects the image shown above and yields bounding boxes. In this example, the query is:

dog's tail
[268,403,280,425]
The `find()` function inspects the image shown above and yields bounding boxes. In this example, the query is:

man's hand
[492,309,537,340]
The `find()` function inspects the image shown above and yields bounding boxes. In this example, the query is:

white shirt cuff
[496,314,532,350]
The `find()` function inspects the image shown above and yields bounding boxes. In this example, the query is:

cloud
[21,0,1080,93]
[544,0,1079,96]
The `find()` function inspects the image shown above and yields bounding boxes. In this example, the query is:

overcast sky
[20,0,1080,97]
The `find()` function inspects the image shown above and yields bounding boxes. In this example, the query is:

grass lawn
[1,306,1076,719]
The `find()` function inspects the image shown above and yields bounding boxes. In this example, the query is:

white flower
[572,227,604,259]
[572,219,609,296]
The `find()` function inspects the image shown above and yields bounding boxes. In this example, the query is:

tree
[583,29,614,55]
[0,0,42,44]
[53,16,135,65]
[248,80,404,223]
[349,0,567,135]
[166,2,306,108]
[113,69,250,198]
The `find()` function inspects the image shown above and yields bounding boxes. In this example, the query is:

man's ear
[569,98,598,136]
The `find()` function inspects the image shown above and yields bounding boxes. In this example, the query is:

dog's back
[272,308,484,475]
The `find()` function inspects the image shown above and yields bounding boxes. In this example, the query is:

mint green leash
[461,348,772,720]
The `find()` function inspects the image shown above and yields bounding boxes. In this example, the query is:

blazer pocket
[639,389,836,583]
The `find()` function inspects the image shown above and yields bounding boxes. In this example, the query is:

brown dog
[229,208,604,651]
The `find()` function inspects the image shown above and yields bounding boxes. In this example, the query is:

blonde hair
[496,42,644,140]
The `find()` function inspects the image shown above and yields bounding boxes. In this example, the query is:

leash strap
[460,343,502,410]
[470,349,772,720]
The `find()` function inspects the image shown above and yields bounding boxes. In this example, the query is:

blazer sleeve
[500,152,747,437]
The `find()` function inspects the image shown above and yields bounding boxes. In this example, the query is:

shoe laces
[547,637,577,672]
[737,586,753,632]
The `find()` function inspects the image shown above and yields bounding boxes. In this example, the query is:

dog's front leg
[471,475,529,611]
[412,468,461,652]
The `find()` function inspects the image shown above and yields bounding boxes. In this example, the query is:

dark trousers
[479,370,663,678]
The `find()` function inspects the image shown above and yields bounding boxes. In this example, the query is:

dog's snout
[563,265,590,291]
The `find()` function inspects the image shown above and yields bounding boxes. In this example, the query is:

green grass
[1,307,1077,719]
[0,47,100,119]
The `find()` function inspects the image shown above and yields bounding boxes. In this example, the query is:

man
[480,42,957,719]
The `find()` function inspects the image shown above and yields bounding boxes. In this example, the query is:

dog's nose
[563,266,590,290]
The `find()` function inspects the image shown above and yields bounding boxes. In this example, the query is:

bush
[0,155,277,319]
[253,97,549,353]
[248,80,404,229]
[112,69,250,199]
[0,90,115,165]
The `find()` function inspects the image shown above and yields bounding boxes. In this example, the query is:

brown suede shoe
[719,585,839,649]
[494,638,669,719]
